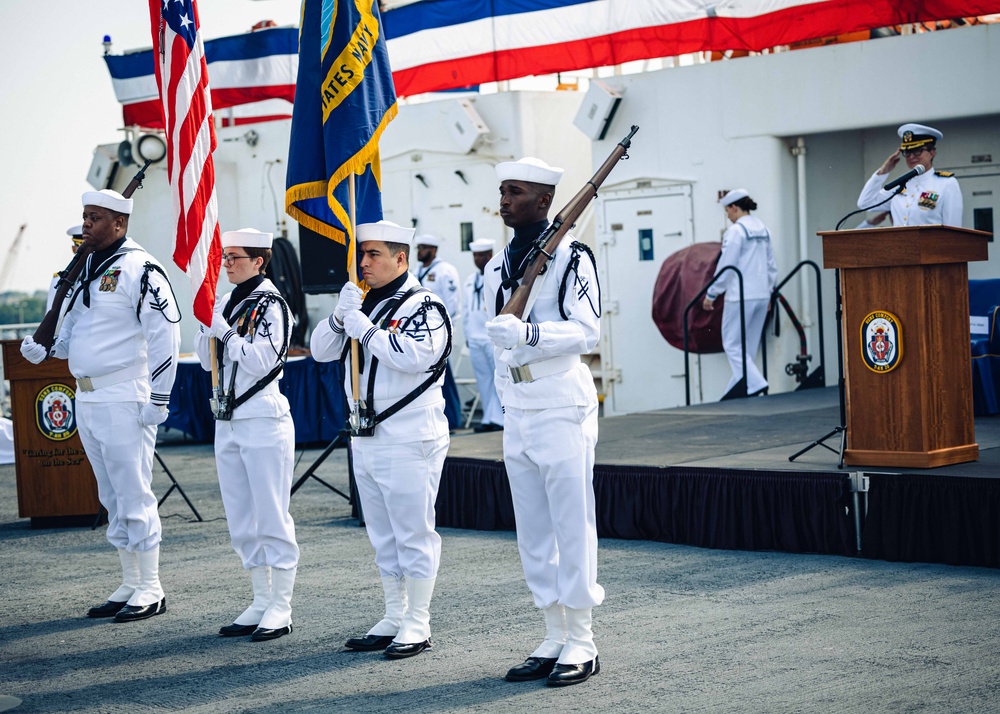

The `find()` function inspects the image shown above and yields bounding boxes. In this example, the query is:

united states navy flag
[285,0,397,271]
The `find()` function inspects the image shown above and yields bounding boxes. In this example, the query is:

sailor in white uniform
[703,189,778,399]
[462,238,504,432]
[484,157,604,687]
[21,189,180,623]
[311,220,451,659]
[45,225,83,312]
[193,228,299,641]
[414,234,463,430]
[857,123,963,227]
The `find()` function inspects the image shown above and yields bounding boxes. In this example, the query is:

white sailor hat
[720,189,749,207]
[468,238,495,253]
[82,189,133,215]
[898,123,942,150]
[222,227,273,249]
[66,225,84,245]
[414,233,442,248]
[357,220,416,245]
[495,157,564,186]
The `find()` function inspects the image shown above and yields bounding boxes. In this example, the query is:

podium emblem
[861,311,902,373]
[35,383,77,441]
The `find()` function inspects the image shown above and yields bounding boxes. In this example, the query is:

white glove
[138,403,169,427]
[486,314,527,350]
[211,312,232,340]
[20,336,48,364]
[342,310,374,340]
[334,282,365,323]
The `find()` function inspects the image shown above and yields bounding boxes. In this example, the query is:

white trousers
[721,298,770,395]
[215,413,299,570]
[77,401,160,552]
[469,340,504,427]
[352,433,447,580]
[504,403,605,610]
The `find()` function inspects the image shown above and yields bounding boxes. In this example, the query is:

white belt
[508,355,580,385]
[76,364,146,393]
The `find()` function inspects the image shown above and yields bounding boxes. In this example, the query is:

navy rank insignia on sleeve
[861,310,902,373]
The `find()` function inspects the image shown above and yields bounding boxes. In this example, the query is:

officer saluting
[193,228,299,641]
[311,220,452,659]
[857,123,963,227]
[484,157,604,687]
[20,189,180,622]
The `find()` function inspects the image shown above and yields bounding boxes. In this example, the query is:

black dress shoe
[219,623,258,637]
[114,597,166,623]
[505,656,558,681]
[546,656,600,687]
[251,624,292,641]
[87,599,129,618]
[384,639,431,658]
[749,386,769,397]
[473,423,504,433]
[344,634,395,651]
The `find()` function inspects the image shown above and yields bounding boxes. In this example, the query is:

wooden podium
[1,339,100,522]
[820,225,991,468]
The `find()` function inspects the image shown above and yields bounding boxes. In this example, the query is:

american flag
[148,0,221,327]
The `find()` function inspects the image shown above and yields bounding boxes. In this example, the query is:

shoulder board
[935,170,955,177]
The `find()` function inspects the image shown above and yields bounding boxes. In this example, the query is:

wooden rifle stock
[499,125,639,319]
[32,160,154,353]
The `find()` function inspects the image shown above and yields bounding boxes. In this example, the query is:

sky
[0,0,302,294]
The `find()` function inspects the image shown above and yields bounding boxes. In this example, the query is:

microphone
[883,164,926,192]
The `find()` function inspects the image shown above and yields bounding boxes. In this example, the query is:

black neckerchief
[80,237,127,307]
[496,219,548,314]
[224,274,265,321]
[361,272,408,316]
[472,272,483,310]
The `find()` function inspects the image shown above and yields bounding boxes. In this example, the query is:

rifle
[32,159,154,353]
[499,125,639,319]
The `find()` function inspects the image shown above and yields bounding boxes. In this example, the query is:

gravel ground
[2,440,999,713]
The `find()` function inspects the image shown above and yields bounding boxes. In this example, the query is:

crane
[0,224,27,294]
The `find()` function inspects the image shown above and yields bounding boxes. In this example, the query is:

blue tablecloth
[164,355,346,444]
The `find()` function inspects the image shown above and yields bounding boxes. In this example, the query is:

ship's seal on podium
[35,383,77,441]
[861,310,902,374]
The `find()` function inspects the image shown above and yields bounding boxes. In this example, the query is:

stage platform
[436,387,1000,569]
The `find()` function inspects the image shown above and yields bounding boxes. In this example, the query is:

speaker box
[298,224,350,294]
[573,79,623,141]
[446,99,490,153]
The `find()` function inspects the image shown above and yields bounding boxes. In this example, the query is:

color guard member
[462,238,504,432]
[311,220,452,659]
[484,157,604,687]
[193,228,299,641]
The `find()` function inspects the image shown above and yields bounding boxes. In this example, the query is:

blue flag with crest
[285,0,397,272]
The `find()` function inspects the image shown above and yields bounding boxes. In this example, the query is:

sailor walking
[194,228,299,641]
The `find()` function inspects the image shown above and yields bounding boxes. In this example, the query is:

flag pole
[348,173,362,419]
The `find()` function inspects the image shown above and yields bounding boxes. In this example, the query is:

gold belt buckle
[509,364,534,384]
[77,376,94,392]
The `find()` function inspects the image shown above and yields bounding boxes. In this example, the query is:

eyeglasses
[222,253,253,265]
[901,147,931,157]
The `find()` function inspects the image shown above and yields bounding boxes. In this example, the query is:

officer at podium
[20,189,181,623]
[857,123,963,227]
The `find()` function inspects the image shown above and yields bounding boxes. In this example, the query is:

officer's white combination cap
[898,123,942,149]
[469,238,495,252]
[358,220,416,245]
[720,189,749,206]
[82,189,133,215]
[222,228,273,249]
[66,225,84,237]
[414,233,442,248]
[495,157,564,186]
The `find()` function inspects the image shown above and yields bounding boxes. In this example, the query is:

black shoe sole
[114,599,166,623]
[344,635,395,651]
[219,623,259,637]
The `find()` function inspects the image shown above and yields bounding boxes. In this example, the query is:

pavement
[2,433,1000,713]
